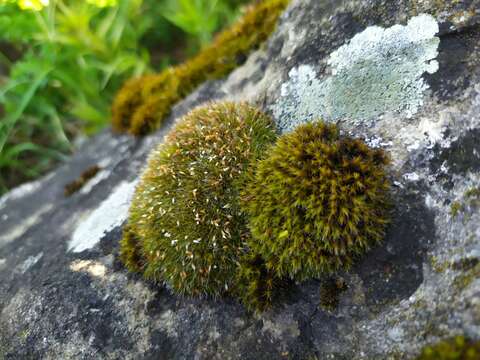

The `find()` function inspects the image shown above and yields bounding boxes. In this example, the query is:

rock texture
[1,0,480,359]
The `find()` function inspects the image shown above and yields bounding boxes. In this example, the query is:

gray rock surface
[1,0,480,358]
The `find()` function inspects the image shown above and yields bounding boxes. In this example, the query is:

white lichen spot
[387,327,404,342]
[68,180,138,253]
[0,178,45,211]
[0,258,7,271]
[17,252,43,274]
[273,14,440,132]
[70,260,107,277]
[262,316,301,340]
[403,172,420,182]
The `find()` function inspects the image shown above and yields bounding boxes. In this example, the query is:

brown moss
[111,0,290,135]
[319,277,348,311]
[64,165,101,197]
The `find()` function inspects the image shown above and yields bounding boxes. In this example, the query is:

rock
[1,0,480,358]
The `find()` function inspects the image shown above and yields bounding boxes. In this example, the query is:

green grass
[0,0,249,195]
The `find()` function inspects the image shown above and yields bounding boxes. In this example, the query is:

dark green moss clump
[242,122,391,280]
[319,277,348,311]
[416,336,480,359]
[112,0,290,135]
[64,165,101,197]
[234,253,288,312]
[122,102,277,296]
[119,225,144,274]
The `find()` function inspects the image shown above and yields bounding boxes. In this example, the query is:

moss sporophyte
[112,0,290,136]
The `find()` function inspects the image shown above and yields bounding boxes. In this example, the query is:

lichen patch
[70,260,107,278]
[272,14,440,132]
[68,180,138,253]
[0,204,53,249]
[0,178,45,211]
[16,252,44,274]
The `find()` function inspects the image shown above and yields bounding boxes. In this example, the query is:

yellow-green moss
[451,201,463,218]
[121,102,277,296]
[241,122,391,280]
[453,262,480,291]
[112,0,290,135]
[416,336,480,359]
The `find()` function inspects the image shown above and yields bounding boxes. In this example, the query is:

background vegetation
[0,0,248,195]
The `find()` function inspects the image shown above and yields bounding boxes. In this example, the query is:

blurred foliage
[0,0,248,194]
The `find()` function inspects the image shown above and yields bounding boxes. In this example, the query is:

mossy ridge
[111,0,290,135]
[416,336,480,359]
[242,121,391,280]
[122,102,277,297]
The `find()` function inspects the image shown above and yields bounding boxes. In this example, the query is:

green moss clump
[122,102,277,296]
[416,336,480,359]
[234,253,287,312]
[112,0,290,135]
[242,122,391,280]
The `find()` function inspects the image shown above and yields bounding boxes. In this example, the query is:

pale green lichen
[272,14,440,132]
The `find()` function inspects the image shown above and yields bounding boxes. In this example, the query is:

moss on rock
[416,336,480,360]
[112,0,290,135]
[121,102,277,296]
[64,165,101,197]
[241,121,391,280]
[234,253,288,312]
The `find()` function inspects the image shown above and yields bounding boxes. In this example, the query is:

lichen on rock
[273,14,440,132]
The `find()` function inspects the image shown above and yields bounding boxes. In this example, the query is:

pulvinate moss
[241,121,391,280]
[121,102,277,296]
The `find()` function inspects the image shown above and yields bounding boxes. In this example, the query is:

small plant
[112,0,290,135]
[121,102,277,296]
[242,121,391,280]
[416,336,480,359]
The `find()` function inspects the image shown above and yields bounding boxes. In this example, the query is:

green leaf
[0,67,51,154]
